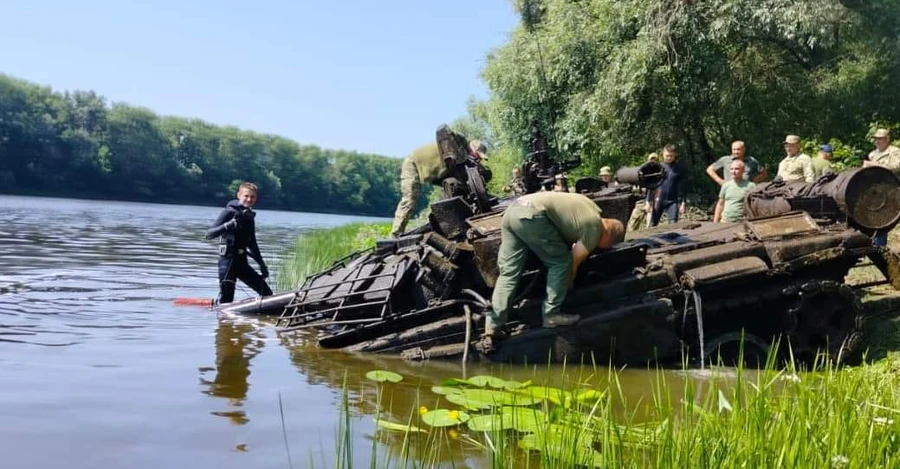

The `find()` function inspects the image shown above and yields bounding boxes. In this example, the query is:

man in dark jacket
[648,144,687,227]
[205,182,273,304]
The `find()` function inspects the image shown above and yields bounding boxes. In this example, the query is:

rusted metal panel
[745,211,820,239]
[680,257,769,289]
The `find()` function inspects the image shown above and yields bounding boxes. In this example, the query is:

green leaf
[575,389,605,402]
[501,406,548,432]
[448,375,528,389]
[445,388,543,410]
[365,370,403,383]
[467,413,515,432]
[515,386,572,406]
[717,390,733,413]
[430,386,460,396]
[374,419,426,433]
[518,428,604,467]
[420,409,470,427]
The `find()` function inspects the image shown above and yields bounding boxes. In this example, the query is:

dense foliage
[479,0,900,197]
[0,74,402,216]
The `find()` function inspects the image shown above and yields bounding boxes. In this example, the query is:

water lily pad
[501,406,548,432]
[448,375,528,389]
[467,407,549,432]
[375,419,426,433]
[467,413,515,432]
[365,370,403,383]
[430,386,459,396]
[575,389,605,402]
[421,409,470,427]
[515,386,571,406]
[445,388,542,410]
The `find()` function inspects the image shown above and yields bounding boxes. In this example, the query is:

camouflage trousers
[627,202,648,232]
[488,203,572,330]
[391,158,422,237]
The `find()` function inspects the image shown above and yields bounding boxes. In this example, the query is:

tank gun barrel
[746,166,900,231]
[615,161,666,190]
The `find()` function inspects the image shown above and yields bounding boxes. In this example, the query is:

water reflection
[200,317,266,425]
[276,331,704,467]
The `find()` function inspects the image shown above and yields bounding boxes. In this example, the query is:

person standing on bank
[648,144,687,227]
[705,140,767,186]
[713,159,756,223]
[485,192,625,337]
[391,139,487,238]
[777,135,815,183]
[205,182,273,304]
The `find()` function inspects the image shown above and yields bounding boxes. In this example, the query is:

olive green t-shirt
[408,142,447,184]
[521,192,603,252]
[718,179,756,222]
[811,157,832,179]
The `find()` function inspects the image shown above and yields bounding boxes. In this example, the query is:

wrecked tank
[220,127,900,366]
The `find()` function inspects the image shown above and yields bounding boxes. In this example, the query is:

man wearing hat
[599,166,615,186]
[864,129,900,176]
[391,137,487,238]
[812,144,834,179]
[777,135,814,183]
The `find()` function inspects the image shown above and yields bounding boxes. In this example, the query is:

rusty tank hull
[243,163,900,366]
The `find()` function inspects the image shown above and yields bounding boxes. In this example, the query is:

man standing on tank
[648,144,686,227]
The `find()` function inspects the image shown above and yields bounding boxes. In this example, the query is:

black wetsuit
[205,200,273,304]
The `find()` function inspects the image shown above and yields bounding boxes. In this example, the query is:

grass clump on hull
[277,222,391,289]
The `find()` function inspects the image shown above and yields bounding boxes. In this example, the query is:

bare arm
[753,167,768,183]
[568,241,591,288]
[706,164,725,186]
[713,198,724,223]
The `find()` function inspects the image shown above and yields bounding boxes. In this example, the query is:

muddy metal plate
[745,211,819,240]
[467,211,504,237]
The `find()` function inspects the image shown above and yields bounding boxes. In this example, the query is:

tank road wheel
[784,280,863,363]
[465,165,493,214]
[703,332,772,368]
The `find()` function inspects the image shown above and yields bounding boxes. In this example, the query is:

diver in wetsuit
[205,182,273,304]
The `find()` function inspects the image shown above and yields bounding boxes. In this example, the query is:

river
[0,195,695,469]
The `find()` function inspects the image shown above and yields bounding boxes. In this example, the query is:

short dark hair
[238,182,259,194]
[663,144,677,153]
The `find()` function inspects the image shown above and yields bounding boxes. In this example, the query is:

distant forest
[0,74,402,216]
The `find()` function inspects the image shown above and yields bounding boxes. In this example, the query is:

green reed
[325,351,900,469]
[276,222,391,289]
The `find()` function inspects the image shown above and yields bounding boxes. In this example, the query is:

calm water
[0,195,694,469]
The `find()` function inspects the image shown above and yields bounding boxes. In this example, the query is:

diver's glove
[260,264,270,279]
[224,218,238,231]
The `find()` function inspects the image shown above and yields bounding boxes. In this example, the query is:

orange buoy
[173,297,215,307]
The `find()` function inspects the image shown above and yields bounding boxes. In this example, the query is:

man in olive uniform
[812,144,834,179]
[391,139,487,237]
[706,140,767,186]
[486,192,625,336]
[864,128,900,175]
[864,129,900,247]
[777,135,815,183]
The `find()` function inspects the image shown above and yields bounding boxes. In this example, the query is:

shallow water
[0,194,692,469]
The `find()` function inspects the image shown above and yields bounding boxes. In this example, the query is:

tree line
[0,74,402,216]
[472,0,900,199]
[5,0,900,212]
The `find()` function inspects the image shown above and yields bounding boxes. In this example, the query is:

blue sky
[1,0,519,157]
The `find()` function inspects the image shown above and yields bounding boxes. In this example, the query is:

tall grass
[329,353,900,469]
[276,222,391,289]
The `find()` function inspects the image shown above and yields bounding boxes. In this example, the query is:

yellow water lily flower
[418,406,428,416]
[448,410,460,421]
[448,429,459,440]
